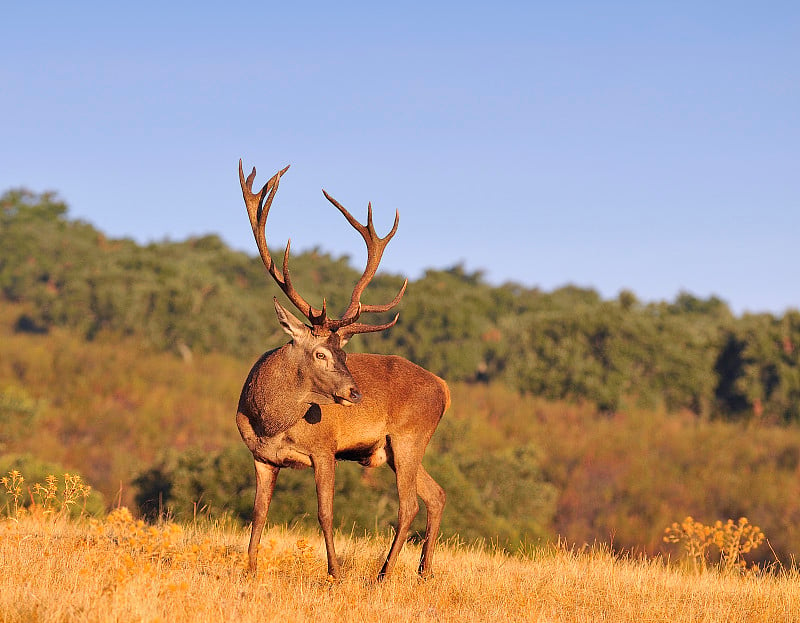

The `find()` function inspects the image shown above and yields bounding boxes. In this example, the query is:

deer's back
[312,354,448,464]
[345,353,450,426]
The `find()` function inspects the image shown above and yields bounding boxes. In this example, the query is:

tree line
[2,189,799,422]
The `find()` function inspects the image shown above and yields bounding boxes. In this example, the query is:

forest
[2,188,800,563]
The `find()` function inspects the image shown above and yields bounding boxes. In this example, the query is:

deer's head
[273,298,362,406]
[240,160,407,407]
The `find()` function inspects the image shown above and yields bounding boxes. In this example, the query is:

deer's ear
[274,298,310,340]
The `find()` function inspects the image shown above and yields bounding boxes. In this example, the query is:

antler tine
[321,190,406,333]
[338,312,402,338]
[239,160,326,325]
[280,241,328,326]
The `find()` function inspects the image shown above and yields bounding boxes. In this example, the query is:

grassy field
[2,511,799,623]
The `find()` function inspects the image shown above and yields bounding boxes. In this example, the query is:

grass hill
[4,299,800,564]
[3,188,800,593]
[3,511,799,623]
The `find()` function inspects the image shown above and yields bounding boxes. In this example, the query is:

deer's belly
[336,439,388,467]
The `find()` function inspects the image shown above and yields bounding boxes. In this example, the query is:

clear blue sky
[3,2,798,314]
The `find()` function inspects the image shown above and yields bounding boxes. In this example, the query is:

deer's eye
[315,352,327,360]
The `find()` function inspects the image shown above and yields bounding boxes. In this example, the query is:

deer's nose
[348,388,363,404]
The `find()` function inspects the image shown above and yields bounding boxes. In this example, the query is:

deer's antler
[320,190,407,337]
[239,160,407,336]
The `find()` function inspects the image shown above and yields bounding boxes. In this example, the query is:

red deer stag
[236,160,449,580]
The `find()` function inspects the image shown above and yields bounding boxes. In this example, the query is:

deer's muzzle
[337,387,363,406]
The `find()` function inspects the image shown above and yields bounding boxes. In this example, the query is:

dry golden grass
[2,512,799,623]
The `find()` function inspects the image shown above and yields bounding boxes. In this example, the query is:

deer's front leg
[311,453,340,578]
[249,459,279,573]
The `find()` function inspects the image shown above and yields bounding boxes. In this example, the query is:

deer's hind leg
[416,464,445,577]
[379,436,421,580]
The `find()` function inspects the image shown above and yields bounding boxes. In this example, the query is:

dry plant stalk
[664,516,766,572]
[2,470,92,520]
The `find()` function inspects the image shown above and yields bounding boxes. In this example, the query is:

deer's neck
[240,343,319,438]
